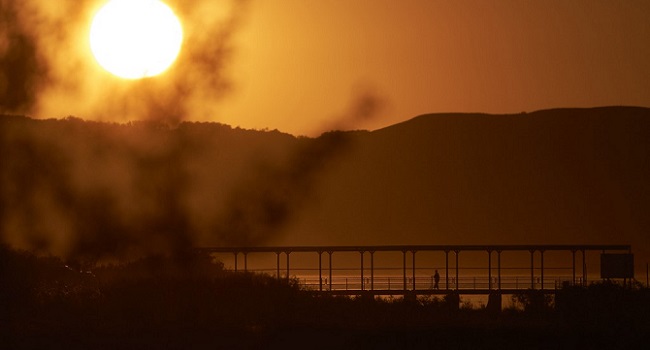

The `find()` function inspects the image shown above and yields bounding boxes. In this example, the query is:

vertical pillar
[445,251,449,290]
[286,251,290,281]
[582,249,587,285]
[370,251,375,291]
[572,250,576,285]
[318,251,323,291]
[646,262,648,288]
[602,250,606,283]
[276,252,280,279]
[328,251,333,291]
[455,250,459,290]
[530,250,535,289]
[234,252,238,272]
[412,251,417,291]
[360,251,364,291]
[539,249,544,290]
[488,250,492,291]
[497,250,502,290]
[403,251,407,291]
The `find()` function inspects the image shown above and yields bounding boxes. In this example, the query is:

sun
[90,0,183,79]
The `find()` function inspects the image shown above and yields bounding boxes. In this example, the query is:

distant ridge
[374,106,650,133]
[3,105,649,136]
[1,106,650,271]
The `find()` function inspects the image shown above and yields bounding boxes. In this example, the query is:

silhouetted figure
[433,270,440,289]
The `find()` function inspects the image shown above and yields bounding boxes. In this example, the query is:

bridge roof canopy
[198,244,631,254]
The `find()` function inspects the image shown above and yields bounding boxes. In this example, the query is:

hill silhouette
[1,107,649,271]
[277,106,650,272]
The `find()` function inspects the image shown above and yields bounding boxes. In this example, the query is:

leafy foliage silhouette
[3,245,650,348]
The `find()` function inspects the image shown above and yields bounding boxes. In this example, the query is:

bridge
[199,244,633,296]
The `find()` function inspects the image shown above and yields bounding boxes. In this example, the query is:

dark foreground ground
[2,246,649,349]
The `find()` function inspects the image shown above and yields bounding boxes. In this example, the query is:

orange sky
[2,0,648,136]
[213,0,650,135]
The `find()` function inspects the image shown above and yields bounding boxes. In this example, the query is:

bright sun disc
[90,0,183,79]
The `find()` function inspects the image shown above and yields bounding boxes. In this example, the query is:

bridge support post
[360,251,365,291]
[455,250,459,291]
[497,250,502,290]
[572,250,576,285]
[582,249,587,285]
[370,251,375,290]
[328,251,333,291]
[488,250,492,291]
[403,251,407,291]
[276,252,280,279]
[445,251,449,290]
[286,251,290,281]
[412,251,417,291]
[539,249,544,290]
[234,252,238,272]
[530,250,535,289]
[318,251,323,291]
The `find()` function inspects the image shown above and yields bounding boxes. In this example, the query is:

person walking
[433,270,440,289]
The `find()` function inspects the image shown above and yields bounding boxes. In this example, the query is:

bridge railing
[295,275,584,292]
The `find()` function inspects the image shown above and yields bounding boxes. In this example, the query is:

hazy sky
[2,0,650,264]
[217,0,650,135]
[2,0,649,135]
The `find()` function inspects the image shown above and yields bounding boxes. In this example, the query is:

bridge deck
[318,289,556,296]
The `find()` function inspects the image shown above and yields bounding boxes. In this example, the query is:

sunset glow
[1,0,650,346]
[89,0,183,79]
